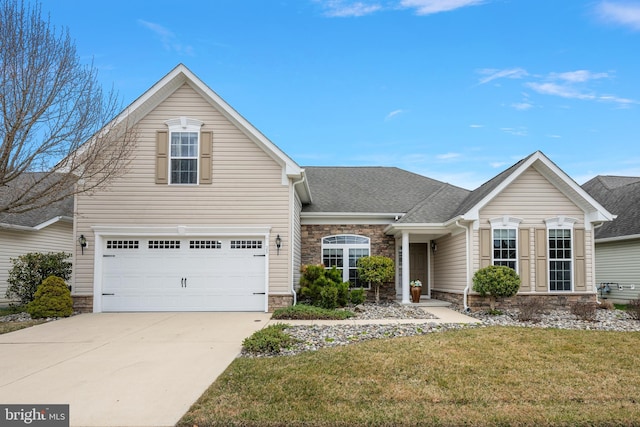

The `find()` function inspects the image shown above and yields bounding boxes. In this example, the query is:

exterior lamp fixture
[79,234,87,255]
[430,240,437,253]
[275,234,282,255]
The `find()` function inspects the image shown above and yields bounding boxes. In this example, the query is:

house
[0,185,74,304]
[582,176,640,303]
[71,64,614,313]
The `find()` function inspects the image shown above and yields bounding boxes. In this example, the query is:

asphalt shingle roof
[582,175,640,239]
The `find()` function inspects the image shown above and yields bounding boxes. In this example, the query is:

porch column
[401,232,410,304]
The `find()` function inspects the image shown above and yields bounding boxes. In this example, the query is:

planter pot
[411,286,421,303]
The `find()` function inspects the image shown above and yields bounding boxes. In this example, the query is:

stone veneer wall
[300,224,397,302]
[269,294,294,311]
[431,290,597,311]
[73,296,93,313]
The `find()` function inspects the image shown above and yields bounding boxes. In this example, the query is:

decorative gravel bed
[243,303,640,358]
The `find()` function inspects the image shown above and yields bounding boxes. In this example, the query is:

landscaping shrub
[356,256,394,304]
[627,299,640,320]
[242,324,299,354]
[6,252,72,305]
[597,300,614,310]
[26,276,73,319]
[271,304,355,320]
[349,288,366,305]
[299,265,350,309]
[517,297,547,323]
[472,265,521,311]
[571,301,597,322]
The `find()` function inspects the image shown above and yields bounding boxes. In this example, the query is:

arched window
[321,235,370,288]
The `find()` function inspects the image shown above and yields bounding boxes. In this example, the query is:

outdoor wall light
[275,234,282,255]
[430,240,437,253]
[79,234,87,255]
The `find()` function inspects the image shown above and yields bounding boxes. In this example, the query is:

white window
[322,235,370,288]
[545,217,577,292]
[490,217,522,272]
[166,117,203,185]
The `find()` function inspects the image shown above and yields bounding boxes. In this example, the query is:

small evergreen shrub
[242,324,299,354]
[627,299,640,320]
[571,301,597,322]
[299,265,350,309]
[349,288,366,305]
[6,252,72,305]
[472,265,521,311]
[26,276,74,319]
[271,304,355,320]
[518,297,547,323]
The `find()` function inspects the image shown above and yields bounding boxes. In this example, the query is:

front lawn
[179,327,640,426]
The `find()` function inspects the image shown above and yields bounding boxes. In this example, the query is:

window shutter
[535,228,547,292]
[574,228,586,291]
[199,131,212,184]
[479,228,491,268]
[156,131,168,184]
[518,228,530,289]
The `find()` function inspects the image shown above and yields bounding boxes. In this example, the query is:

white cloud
[511,102,533,111]
[477,67,528,85]
[400,0,485,15]
[469,124,484,128]
[500,127,528,136]
[436,152,461,160]
[526,82,596,100]
[546,134,562,139]
[385,109,405,120]
[316,1,382,17]
[550,70,610,83]
[596,1,640,30]
[138,20,194,55]
[490,161,508,168]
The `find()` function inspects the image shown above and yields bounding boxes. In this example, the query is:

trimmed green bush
[271,304,355,320]
[299,265,350,309]
[349,288,366,305]
[357,256,395,303]
[472,265,521,311]
[6,252,72,305]
[242,324,299,354]
[26,276,74,319]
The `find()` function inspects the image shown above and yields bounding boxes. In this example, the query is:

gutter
[453,219,472,312]
[290,172,308,306]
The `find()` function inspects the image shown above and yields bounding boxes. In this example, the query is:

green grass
[0,305,45,334]
[271,304,355,320]
[179,327,640,426]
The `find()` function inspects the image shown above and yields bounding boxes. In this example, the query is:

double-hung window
[322,235,370,288]
[165,117,204,185]
[545,217,576,292]
[490,217,521,272]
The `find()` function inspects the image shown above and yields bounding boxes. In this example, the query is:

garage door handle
[102,293,115,296]
[253,292,266,295]
[254,254,266,257]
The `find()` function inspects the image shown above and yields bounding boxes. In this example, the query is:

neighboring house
[0,192,74,304]
[582,176,640,303]
[72,64,614,313]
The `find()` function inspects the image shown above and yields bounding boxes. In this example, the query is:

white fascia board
[383,223,450,235]
[301,212,401,225]
[0,216,72,231]
[595,233,640,243]
[91,225,271,236]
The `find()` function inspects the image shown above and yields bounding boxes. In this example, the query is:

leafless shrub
[571,302,597,322]
[627,299,640,321]
[517,297,547,323]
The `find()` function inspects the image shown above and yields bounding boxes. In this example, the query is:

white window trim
[321,234,371,288]
[489,216,522,272]
[165,117,203,185]
[545,216,577,292]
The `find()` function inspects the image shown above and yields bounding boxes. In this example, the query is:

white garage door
[101,237,266,312]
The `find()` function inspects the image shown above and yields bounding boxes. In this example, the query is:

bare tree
[0,0,135,214]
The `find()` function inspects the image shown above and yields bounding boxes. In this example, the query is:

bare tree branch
[0,0,135,214]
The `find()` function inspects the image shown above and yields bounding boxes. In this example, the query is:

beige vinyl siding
[74,83,292,296]
[432,231,467,293]
[475,166,594,293]
[594,239,640,302]
[0,221,74,301]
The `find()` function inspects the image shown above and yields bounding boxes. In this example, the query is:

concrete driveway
[0,312,271,426]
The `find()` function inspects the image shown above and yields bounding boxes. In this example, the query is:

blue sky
[40,0,640,189]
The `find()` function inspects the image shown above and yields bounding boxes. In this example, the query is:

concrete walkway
[0,312,271,427]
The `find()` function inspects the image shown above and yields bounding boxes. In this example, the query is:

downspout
[454,220,472,312]
[592,221,605,305]
[290,173,307,306]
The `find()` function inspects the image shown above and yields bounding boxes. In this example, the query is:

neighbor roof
[582,175,640,240]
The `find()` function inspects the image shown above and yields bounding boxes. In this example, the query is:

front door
[409,243,429,296]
